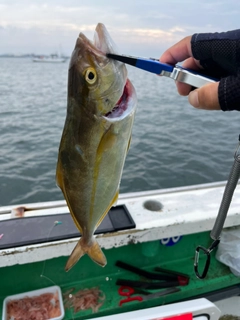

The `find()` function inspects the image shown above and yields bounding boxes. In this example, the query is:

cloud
[114,26,186,46]
[0,0,240,55]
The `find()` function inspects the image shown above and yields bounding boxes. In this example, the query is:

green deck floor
[1,231,240,319]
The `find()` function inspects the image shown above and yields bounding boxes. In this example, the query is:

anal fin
[95,190,119,229]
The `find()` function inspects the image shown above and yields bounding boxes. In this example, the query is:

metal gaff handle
[211,150,240,240]
[194,137,240,279]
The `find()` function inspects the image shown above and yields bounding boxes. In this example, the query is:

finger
[176,57,203,96]
[188,82,220,110]
[182,57,202,70]
[160,36,192,65]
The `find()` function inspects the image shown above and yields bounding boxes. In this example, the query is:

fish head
[68,23,134,119]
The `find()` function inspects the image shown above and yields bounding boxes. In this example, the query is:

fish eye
[85,68,97,84]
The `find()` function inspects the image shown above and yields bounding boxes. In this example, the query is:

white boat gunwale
[1,180,240,268]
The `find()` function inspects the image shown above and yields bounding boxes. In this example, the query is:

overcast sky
[1,0,239,56]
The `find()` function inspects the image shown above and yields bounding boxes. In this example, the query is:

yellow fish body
[56,23,137,271]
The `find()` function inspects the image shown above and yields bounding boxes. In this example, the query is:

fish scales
[56,23,137,271]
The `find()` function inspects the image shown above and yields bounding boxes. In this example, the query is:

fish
[56,23,137,271]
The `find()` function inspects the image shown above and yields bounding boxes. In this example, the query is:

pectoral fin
[97,124,116,156]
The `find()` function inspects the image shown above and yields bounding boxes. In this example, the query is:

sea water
[0,57,239,206]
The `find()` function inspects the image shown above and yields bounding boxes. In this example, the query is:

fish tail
[65,237,107,271]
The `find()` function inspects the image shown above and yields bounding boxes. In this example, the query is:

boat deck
[1,231,240,319]
[1,181,240,319]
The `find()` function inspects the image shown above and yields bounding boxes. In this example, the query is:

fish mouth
[94,23,118,54]
[93,23,132,120]
[104,79,131,119]
[77,23,117,58]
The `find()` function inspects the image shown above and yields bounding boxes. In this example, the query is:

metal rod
[210,151,240,240]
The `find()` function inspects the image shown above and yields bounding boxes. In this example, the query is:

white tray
[2,285,64,320]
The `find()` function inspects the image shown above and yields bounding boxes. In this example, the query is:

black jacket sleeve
[191,30,240,111]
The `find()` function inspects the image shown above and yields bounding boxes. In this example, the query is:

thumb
[188,82,220,110]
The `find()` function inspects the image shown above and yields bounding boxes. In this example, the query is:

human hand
[160,36,220,110]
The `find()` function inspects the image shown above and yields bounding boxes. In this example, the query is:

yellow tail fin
[65,237,107,271]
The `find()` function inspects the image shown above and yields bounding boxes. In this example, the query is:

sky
[0,0,240,57]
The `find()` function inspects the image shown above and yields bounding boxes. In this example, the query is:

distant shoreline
[0,54,34,58]
[0,54,69,58]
